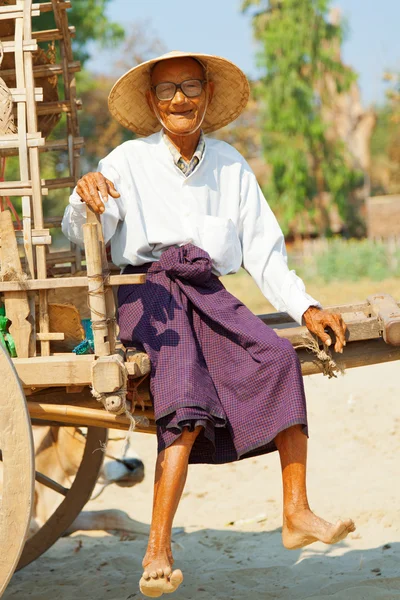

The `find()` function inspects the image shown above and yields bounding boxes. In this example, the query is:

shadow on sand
[5,526,400,600]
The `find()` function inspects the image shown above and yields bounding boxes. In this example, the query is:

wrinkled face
[147,57,213,135]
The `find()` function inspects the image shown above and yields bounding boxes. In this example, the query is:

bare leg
[275,425,356,549]
[139,426,201,598]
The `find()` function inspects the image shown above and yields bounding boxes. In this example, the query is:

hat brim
[108,51,250,137]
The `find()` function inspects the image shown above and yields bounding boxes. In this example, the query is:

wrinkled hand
[76,171,120,214]
[303,306,347,353]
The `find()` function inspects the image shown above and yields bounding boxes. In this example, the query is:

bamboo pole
[82,222,110,357]
[23,0,50,357]
[14,3,34,279]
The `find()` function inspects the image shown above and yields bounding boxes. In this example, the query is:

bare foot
[282,508,356,550]
[139,553,183,598]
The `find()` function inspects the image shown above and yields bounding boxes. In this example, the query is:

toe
[150,570,158,579]
[157,568,164,578]
[169,569,184,589]
[164,566,172,577]
[139,577,163,598]
[348,520,356,532]
[142,571,150,580]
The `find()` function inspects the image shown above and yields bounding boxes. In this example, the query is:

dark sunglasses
[152,78,207,101]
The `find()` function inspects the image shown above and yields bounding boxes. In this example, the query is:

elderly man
[62,51,354,598]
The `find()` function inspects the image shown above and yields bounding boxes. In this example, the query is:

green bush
[291,239,400,282]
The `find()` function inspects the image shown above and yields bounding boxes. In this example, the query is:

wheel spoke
[35,471,69,496]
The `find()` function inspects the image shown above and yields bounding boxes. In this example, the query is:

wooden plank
[42,136,84,153]
[0,211,32,358]
[258,302,376,327]
[0,235,51,247]
[0,135,45,150]
[13,354,95,386]
[10,88,43,102]
[38,1,71,12]
[0,4,39,16]
[0,180,39,190]
[45,176,75,189]
[0,187,48,196]
[275,313,382,346]
[36,333,65,341]
[0,60,81,80]
[367,294,400,346]
[35,100,82,116]
[46,250,77,264]
[32,26,76,43]
[0,40,38,53]
[0,273,146,291]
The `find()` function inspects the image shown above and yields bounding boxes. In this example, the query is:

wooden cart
[1,1,400,597]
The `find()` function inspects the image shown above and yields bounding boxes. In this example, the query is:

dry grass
[221,269,400,314]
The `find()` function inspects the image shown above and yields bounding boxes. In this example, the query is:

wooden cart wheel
[17,425,108,571]
[0,343,35,597]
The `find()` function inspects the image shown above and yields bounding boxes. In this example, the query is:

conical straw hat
[108,50,250,136]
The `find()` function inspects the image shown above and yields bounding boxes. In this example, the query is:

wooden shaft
[82,223,110,356]
[27,402,156,434]
[297,338,400,376]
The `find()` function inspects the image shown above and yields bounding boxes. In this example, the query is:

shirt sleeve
[61,157,125,248]
[238,166,321,325]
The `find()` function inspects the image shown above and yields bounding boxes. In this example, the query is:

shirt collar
[162,131,205,167]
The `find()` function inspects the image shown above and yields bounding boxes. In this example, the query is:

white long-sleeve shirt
[62,131,319,324]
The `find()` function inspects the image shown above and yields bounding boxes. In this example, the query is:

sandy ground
[4,360,400,600]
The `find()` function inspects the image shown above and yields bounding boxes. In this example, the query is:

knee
[180,425,202,446]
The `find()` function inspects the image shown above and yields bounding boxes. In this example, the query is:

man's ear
[146,89,156,115]
[207,81,215,104]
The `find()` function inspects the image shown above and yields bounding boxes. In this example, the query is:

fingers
[313,323,332,347]
[76,179,102,214]
[105,177,120,198]
[94,173,110,206]
[328,314,347,353]
[318,316,347,352]
[304,308,347,352]
[76,172,120,214]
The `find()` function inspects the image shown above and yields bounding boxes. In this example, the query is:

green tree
[32,0,124,65]
[242,0,363,236]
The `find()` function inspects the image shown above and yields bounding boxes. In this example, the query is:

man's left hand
[303,306,347,353]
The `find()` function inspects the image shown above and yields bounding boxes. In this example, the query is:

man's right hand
[76,172,120,214]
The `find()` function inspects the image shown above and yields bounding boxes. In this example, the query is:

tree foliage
[370,72,400,195]
[242,0,363,236]
[32,0,124,65]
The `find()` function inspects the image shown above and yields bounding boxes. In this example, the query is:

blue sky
[87,0,400,107]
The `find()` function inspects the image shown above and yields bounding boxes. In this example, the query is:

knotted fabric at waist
[123,244,216,286]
